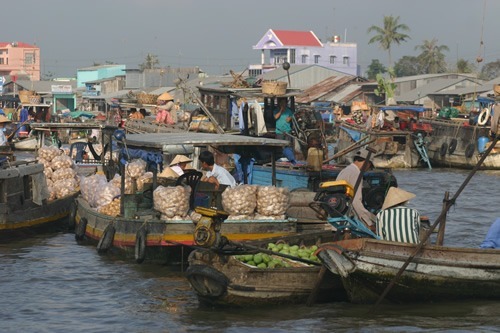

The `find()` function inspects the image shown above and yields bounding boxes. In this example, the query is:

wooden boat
[336,106,432,169]
[186,230,347,306]
[0,148,78,238]
[421,117,500,169]
[317,238,500,304]
[73,132,303,263]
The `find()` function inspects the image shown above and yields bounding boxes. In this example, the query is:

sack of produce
[125,159,147,179]
[38,146,62,162]
[256,186,290,216]
[110,173,134,194]
[80,174,108,207]
[221,185,257,215]
[53,178,78,199]
[95,183,121,209]
[153,185,190,219]
[51,167,76,182]
[136,172,153,191]
[98,198,120,217]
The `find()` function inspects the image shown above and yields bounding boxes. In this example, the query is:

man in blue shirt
[273,98,296,164]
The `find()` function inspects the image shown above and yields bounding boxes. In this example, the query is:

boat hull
[318,238,500,303]
[186,231,347,306]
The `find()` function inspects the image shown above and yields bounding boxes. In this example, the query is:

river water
[1,168,500,333]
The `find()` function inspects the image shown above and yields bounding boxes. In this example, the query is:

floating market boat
[0,147,79,239]
[317,238,500,304]
[73,132,304,264]
[336,106,433,169]
[186,230,347,307]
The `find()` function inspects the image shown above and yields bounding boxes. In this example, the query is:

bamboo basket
[19,90,35,104]
[262,81,287,96]
[29,95,41,104]
[136,93,159,105]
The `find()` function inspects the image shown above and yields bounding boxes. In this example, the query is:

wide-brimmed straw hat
[170,154,193,166]
[157,92,174,101]
[382,187,416,210]
[0,115,12,123]
[158,166,179,179]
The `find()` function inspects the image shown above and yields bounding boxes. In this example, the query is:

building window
[343,56,349,66]
[314,55,320,64]
[0,58,4,65]
[301,55,308,64]
[330,55,336,64]
[289,49,296,64]
[25,52,35,65]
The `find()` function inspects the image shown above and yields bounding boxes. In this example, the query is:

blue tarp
[380,106,426,113]
[120,147,163,172]
[340,126,362,142]
[480,217,500,249]
[63,111,95,119]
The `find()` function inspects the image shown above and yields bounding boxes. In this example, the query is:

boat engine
[193,207,229,248]
[314,180,354,218]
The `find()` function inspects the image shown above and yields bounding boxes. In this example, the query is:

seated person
[376,187,420,244]
[170,154,193,176]
[199,150,236,189]
[480,218,500,249]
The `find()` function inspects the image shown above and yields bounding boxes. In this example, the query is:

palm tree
[367,15,411,67]
[456,58,475,73]
[415,39,449,74]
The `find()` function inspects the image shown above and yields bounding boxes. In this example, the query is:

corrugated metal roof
[296,75,354,103]
[125,133,289,151]
[396,78,475,102]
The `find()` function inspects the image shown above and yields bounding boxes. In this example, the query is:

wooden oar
[373,134,500,306]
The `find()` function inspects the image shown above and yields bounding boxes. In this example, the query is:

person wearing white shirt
[199,150,236,188]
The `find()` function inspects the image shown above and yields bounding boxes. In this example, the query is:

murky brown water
[1,168,499,332]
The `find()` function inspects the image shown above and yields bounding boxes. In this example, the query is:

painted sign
[51,85,73,93]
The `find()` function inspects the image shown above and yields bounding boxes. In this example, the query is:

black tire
[67,200,77,230]
[185,264,229,298]
[135,228,148,264]
[465,143,475,158]
[96,224,116,254]
[75,217,88,242]
[440,142,448,157]
[448,139,458,155]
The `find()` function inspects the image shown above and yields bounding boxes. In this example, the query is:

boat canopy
[124,133,290,154]
[29,123,117,131]
[380,106,426,113]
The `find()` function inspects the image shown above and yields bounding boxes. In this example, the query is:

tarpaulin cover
[380,106,426,113]
[120,148,163,172]
[340,126,362,142]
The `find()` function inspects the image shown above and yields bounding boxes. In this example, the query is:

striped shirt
[376,206,420,244]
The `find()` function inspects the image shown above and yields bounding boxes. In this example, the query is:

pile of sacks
[221,185,290,220]
[153,185,191,220]
[37,146,79,201]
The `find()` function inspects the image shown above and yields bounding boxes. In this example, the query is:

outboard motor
[314,180,354,218]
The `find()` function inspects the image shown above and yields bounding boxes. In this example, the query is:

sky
[3,0,500,78]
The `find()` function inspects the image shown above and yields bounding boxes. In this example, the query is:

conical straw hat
[170,155,193,166]
[382,187,416,210]
[0,115,12,123]
[158,166,179,179]
[157,92,174,101]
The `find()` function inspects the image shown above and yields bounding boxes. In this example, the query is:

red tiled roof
[0,42,37,48]
[273,30,322,47]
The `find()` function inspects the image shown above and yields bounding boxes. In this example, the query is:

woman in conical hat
[376,187,421,244]
[170,155,193,176]
[0,114,12,146]
[158,166,179,179]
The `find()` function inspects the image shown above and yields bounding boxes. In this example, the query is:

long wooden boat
[186,230,347,307]
[73,132,304,263]
[421,117,500,169]
[0,151,78,238]
[317,238,500,304]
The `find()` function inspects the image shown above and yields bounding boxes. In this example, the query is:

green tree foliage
[374,68,397,105]
[366,59,387,80]
[414,39,449,74]
[455,58,475,73]
[394,56,424,77]
[139,53,160,70]
[479,59,500,80]
[367,15,411,66]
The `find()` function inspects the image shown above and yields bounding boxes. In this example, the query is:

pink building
[0,42,41,81]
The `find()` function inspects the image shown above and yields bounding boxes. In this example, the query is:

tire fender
[185,264,229,298]
[75,217,88,242]
[465,143,475,158]
[135,228,148,264]
[68,200,77,230]
[97,224,116,254]
[440,142,448,157]
[478,108,490,126]
[448,139,458,155]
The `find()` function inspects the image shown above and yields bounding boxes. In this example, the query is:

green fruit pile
[234,253,292,268]
[267,243,320,263]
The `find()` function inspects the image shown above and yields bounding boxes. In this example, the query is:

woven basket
[136,93,159,105]
[262,81,287,96]
[19,90,35,104]
[29,95,41,104]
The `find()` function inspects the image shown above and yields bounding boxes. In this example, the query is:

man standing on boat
[336,149,376,229]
